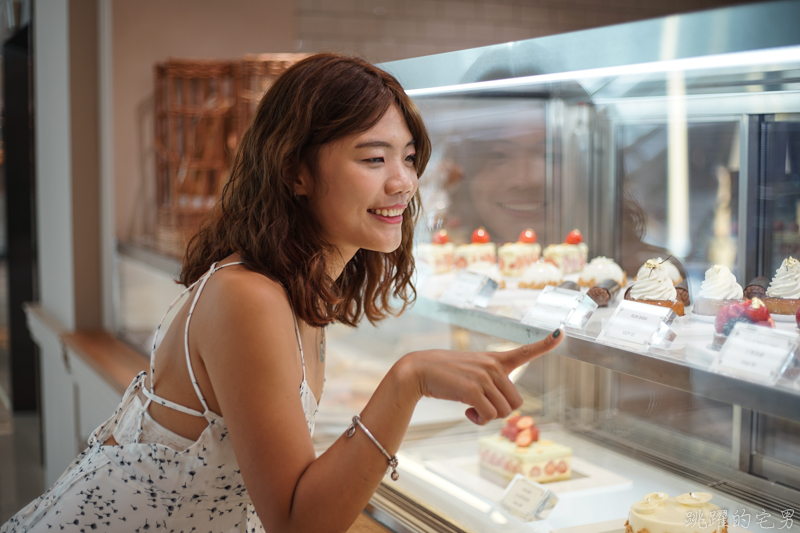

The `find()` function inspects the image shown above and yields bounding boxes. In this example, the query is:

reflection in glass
[618,122,740,287]
[417,99,547,245]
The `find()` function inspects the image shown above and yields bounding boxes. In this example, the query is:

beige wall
[297,0,761,63]
[112,0,296,242]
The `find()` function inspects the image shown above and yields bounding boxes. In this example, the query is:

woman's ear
[294,162,313,197]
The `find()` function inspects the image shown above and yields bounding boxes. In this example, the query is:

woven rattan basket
[153,55,307,258]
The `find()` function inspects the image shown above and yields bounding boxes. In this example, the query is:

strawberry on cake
[543,229,588,274]
[416,230,455,274]
[478,413,572,483]
[454,227,497,269]
[498,229,541,277]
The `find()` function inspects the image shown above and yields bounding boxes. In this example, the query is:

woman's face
[464,127,547,243]
[303,105,418,259]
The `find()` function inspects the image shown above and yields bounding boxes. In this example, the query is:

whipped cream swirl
[630,260,677,301]
[637,258,681,284]
[767,257,800,298]
[698,265,743,300]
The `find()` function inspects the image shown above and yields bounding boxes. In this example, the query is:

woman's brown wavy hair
[180,53,431,327]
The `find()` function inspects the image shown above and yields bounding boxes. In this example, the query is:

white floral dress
[1,262,321,532]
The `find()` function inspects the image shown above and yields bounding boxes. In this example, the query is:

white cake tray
[423,454,633,503]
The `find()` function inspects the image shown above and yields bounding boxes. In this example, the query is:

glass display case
[314,2,800,532]
[110,2,800,531]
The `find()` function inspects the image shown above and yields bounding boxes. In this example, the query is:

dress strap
[145,261,244,423]
[183,261,245,419]
[290,311,306,384]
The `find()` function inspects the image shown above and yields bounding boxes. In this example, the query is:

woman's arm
[196,271,562,532]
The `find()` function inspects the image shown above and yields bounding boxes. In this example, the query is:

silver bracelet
[346,415,399,481]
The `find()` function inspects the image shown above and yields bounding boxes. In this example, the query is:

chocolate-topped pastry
[744,276,769,301]
[587,279,621,307]
[675,279,690,307]
[558,281,580,292]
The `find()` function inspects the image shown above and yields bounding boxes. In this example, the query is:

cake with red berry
[454,228,496,269]
[416,230,455,274]
[498,229,542,277]
[543,230,588,274]
[477,413,572,483]
[712,298,774,349]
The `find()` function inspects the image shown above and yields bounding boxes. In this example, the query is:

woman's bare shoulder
[192,264,296,355]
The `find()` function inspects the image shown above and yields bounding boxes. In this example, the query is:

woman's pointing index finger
[498,328,563,373]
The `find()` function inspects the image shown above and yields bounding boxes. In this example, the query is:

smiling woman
[2,53,564,533]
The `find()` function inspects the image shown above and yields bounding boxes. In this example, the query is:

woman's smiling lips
[496,200,545,218]
[368,204,406,224]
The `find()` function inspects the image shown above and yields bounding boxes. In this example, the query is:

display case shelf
[410,296,800,425]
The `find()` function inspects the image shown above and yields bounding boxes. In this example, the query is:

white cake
[579,256,626,287]
[498,242,541,276]
[416,243,455,274]
[543,243,588,274]
[625,492,728,533]
[518,261,563,289]
[454,243,496,269]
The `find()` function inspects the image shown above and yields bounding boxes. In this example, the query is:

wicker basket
[153,55,306,258]
[233,54,310,142]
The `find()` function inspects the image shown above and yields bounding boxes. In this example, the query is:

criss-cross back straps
[141,262,245,424]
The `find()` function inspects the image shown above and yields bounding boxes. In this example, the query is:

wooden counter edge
[349,513,392,533]
[61,331,148,395]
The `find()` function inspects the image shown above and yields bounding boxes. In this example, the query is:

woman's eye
[406,154,417,163]
[364,157,384,163]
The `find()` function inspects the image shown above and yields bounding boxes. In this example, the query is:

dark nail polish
[552,329,561,338]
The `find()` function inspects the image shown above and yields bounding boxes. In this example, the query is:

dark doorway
[2,23,39,413]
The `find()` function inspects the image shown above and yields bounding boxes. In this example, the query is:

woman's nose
[386,162,416,196]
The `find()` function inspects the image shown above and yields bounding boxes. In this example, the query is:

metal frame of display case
[373,1,800,530]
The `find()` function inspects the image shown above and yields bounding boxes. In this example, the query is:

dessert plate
[424,455,632,503]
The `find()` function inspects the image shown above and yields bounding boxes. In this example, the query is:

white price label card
[439,271,496,308]
[500,474,558,521]
[521,286,597,330]
[711,323,798,384]
[596,300,677,351]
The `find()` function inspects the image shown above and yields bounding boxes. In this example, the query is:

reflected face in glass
[462,127,547,243]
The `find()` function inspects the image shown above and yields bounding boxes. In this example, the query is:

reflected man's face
[462,126,547,243]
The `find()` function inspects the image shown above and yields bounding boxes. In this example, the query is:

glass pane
[618,122,740,283]
[762,121,800,277]
[616,374,733,450]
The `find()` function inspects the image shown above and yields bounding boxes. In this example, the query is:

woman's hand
[399,329,563,425]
